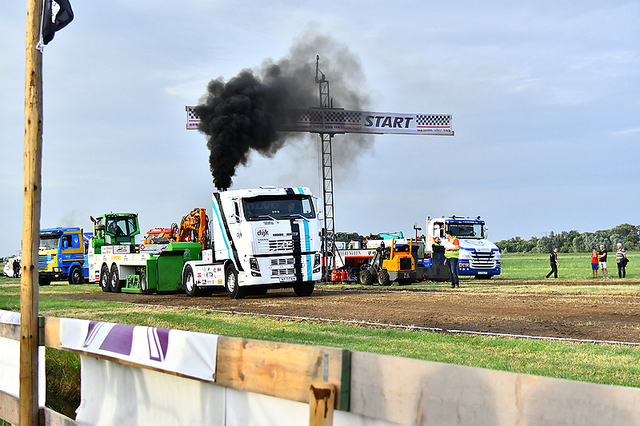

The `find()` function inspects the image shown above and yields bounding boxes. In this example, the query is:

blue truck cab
[38,227,91,286]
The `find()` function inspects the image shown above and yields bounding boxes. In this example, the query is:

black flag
[42,0,74,45]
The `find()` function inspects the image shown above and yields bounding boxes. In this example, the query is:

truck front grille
[470,252,497,270]
[38,254,48,271]
[399,258,412,270]
[270,258,295,276]
[258,239,294,252]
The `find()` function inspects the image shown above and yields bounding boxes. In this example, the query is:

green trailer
[122,242,202,294]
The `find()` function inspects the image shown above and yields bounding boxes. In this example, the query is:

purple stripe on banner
[148,328,171,361]
[99,324,135,356]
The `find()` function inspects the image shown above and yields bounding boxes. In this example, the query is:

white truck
[424,216,501,279]
[181,187,322,299]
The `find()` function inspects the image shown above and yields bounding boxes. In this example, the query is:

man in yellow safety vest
[444,230,460,288]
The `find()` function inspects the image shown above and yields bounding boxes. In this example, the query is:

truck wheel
[39,277,51,286]
[359,269,373,285]
[294,281,315,297]
[100,265,111,292]
[225,264,246,299]
[68,266,83,285]
[183,265,201,297]
[140,269,149,294]
[378,269,391,286]
[110,264,122,293]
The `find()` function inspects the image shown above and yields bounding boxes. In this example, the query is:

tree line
[495,223,639,253]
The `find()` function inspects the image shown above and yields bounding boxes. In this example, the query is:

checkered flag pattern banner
[186,106,200,129]
[295,110,323,123]
[186,106,453,135]
[324,111,361,123]
[416,114,451,126]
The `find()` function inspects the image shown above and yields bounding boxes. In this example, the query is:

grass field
[1,253,640,419]
[499,251,638,281]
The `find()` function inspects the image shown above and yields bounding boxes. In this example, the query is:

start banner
[186,106,453,135]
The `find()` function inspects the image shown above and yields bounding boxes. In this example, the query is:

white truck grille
[257,239,293,252]
[470,251,497,270]
[270,258,295,276]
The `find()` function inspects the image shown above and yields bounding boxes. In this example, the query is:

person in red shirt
[591,249,599,279]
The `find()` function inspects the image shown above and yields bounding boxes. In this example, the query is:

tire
[68,266,84,285]
[110,264,122,293]
[100,264,111,292]
[140,269,149,294]
[225,264,246,299]
[39,277,51,286]
[294,281,315,297]
[377,269,391,286]
[359,269,374,285]
[183,265,201,297]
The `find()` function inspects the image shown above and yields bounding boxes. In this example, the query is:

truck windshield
[105,217,138,237]
[39,237,60,250]
[447,223,484,239]
[243,196,315,221]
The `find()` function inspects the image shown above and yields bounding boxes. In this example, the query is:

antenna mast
[316,56,336,278]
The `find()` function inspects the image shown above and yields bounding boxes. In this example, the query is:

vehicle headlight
[313,253,321,272]
[249,258,260,272]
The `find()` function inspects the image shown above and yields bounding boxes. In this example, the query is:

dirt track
[55,280,640,344]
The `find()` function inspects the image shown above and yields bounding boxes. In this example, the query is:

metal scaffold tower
[315,56,336,278]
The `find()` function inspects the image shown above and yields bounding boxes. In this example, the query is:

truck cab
[38,227,90,285]
[427,216,501,278]
[90,213,140,252]
[182,187,323,299]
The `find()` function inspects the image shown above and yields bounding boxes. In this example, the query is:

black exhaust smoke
[195,31,372,191]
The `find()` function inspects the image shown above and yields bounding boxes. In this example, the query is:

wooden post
[21,0,44,425]
[309,383,335,426]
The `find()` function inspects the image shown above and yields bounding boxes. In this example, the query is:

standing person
[546,248,559,279]
[443,230,460,288]
[12,258,20,278]
[591,249,599,279]
[616,243,627,279]
[598,244,609,279]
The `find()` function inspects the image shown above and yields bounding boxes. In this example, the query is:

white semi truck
[181,186,322,298]
[88,187,322,299]
[424,216,501,279]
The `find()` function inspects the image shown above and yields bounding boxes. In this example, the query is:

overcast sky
[1,1,638,256]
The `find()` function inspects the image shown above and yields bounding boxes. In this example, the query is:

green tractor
[90,213,140,252]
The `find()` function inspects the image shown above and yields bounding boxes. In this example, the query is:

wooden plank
[42,406,86,426]
[43,316,62,349]
[350,351,640,426]
[0,321,20,341]
[215,336,349,410]
[0,389,19,425]
[309,383,335,426]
